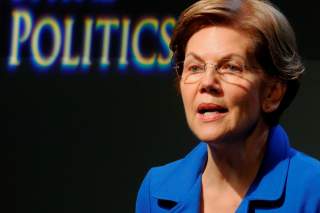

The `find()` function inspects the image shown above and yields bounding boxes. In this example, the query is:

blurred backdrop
[2,0,320,212]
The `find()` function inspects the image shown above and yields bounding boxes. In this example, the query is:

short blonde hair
[170,0,305,126]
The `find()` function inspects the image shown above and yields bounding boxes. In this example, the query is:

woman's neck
[202,121,269,198]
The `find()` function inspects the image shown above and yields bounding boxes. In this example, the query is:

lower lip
[196,111,227,122]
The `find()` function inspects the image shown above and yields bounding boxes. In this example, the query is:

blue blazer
[136,125,320,212]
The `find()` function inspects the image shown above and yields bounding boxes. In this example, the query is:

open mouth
[197,103,228,114]
[197,103,228,121]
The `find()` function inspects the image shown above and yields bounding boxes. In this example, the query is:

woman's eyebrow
[185,52,205,62]
[219,54,246,61]
[185,52,246,62]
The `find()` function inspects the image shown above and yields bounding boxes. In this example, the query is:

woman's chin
[194,130,226,144]
[188,116,231,144]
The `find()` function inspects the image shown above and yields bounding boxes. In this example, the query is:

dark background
[2,0,320,212]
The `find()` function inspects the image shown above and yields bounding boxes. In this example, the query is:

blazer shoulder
[148,142,207,187]
[136,143,207,212]
[287,150,320,212]
[288,150,320,195]
[290,149,320,175]
[149,158,184,186]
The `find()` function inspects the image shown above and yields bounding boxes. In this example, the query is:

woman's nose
[199,66,223,95]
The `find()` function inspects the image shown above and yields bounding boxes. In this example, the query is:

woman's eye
[188,65,203,73]
[221,63,242,72]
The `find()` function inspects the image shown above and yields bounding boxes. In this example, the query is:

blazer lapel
[237,125,291,212]
[150,143,208,211]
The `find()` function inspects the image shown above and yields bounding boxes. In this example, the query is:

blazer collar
[245,125,291,201]
[151,125,291,204]
[151,142,208,202]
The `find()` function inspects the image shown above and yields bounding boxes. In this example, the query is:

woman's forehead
[184,26,255,61]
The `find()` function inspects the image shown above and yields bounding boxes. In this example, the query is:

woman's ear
[262,80,287,113]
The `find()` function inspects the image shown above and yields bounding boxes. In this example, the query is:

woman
[136,0,320,212]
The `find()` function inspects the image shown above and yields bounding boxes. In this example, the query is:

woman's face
[180,26,271,144]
